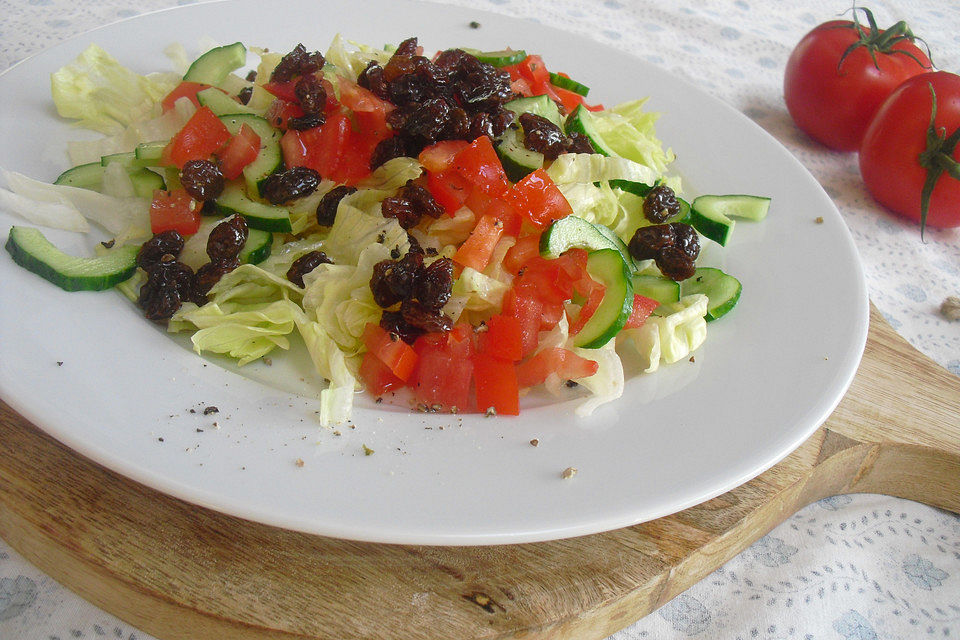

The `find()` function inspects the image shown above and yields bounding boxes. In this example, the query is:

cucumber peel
[572,248,634,349]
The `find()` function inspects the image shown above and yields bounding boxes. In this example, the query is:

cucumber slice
[469,49,527,67]
[214,182,291,232]
[5,226,138,291]
[196,86,258,116]
[217,114,283,199]
[179,215,273,269]
[609,179,691,223]
[692,194,770,221]
[495,125,543,182]
[548,72,589,97]
[54,162,103,190]
[100,151,146,169]
[564,104,616,156]
[135,141,166,165]
[631,274,680,306]
[540,215,635,272]
[572,248,634,349]
[504,95,563,128]
[183,42,247,87]
[680,267,742,321]
[128,169,166,199]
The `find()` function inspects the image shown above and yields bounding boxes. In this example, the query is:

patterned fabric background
[0,1,957,639]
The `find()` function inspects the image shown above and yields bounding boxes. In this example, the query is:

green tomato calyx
[836,6,933,72]
[916,82,960,241]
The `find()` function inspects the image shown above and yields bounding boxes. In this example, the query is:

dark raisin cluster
[316,185,357,226]
[370,248,455,343]
[260,166,322,204]
[628,222,700,282]
[194,214,249,298]
[380,180,445,229]
[180,159,225,201]
[519,113,595,160]
[359,38,517,168]
[270,43,328,130]
[286,250,332,287]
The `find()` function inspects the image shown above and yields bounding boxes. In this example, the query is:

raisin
[656,246,696,281]
[400,298,453,333]
[286,250,332,287]
[260,166,321,204]
[287,112,325,130]
[370,252,423,308]
[394,37,420,58]
[180,159,224,201]
[414,257,453,309]
[520,113,568,160]
[643,184,681,223]
[671,222,701,261]
[381,195,421,229]
[379,309,424,344]
[237,86,253,105]
[206,215,248,262]
[136,230,184,269]
[316,185,357,226]
[194,258,240,300]
[370,136,411,170]
[271,44,325,83]
[138,256,196,321]
[358,61,389,99]
[403,182,444,219]
[295,73,327,115]
[628,224,676,262]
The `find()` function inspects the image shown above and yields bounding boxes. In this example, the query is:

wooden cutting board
[0,304,957,640]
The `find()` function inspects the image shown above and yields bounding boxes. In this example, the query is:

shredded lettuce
[324,34,393,81]
[622,294,708,372]
[546,153,659,186]
[51,44,179,135]
[590,99,677,176]
[295,312,360,426]
[570,340,625,416]
[322,201,408,265]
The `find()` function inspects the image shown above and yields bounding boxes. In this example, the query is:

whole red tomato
[859,71,960,231]
[784,8,931,152]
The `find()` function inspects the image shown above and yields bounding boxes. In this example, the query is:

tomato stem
[836,5,933,72]
[916,83,960,240]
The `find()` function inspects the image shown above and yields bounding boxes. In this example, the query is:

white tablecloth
[1,1,957,638]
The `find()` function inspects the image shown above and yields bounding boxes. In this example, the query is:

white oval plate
[0,0,868,545]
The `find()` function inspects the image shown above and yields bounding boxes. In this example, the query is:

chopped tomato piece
[217,123,261,180]
[518,55,551,87]
[262,79,299,102]
[516,347,599,389]
[503,168,572,228]
[452,136,509,196]
[510,77,534,97]
[161,106,231,168]
[265,98,305,130]
[426,169,471,215]
[161,81,212,112]
[622,294,660,330]
[478,314,523,362]
[552,85,586,113]
[362,323,418,382]
[149,188,201,235]
[419,140,470,174]
[569,283,606,335]
[453,214,505,272]
[337,77,392,117]
[412,324,475,411]
[502,233,541,275]
[473,353,519,415]
[502,287,544,357]
[280,128,308,167]
[359,351,404,396]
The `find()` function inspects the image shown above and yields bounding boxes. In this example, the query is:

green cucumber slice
[540,215,635,272]
[495,125,543,182]
[214,182,291,232]
[217,114,283,199]
[631,274,680,306]
[688,194,770,246]
[196,86,258,116]
[128,169,166,198]
[5,226,138,291]
[469,49,527,67]
[680,267,742,321]
[564,104,616,156]
[54,162,103,190]
[135,141,166,165]
[573,248,634,349]
[183,42,247,87]
[610,179,691,223]
[548,72,589,96]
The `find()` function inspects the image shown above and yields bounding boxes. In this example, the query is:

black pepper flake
[203,406,219,415]
[56,361,63,366]
[158,437,165,442]
[100,239,115,249]
[469,20,481,28]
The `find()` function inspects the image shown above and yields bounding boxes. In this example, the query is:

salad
[2,35,769,425]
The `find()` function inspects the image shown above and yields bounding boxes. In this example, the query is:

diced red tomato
[477,314,523,362]
[622,294,660,330]
[452,136,510,196]
[161,106,232,168]
[262,79,299,102]
[514,248,588,307]
[485,199,522,238]
[419,140,470,174]
[552,85,586,113]
[149,188,201,235]
[510,77,534,97]
[502,233,542,275]
[426,169,471,215]
[265,98,305,130]
[412,324,475,411]
[161,81,212,112]
[280,128,309,167]
[453,214,505,272]
[473,353,519,415]
[516,347,599,388]
[337,77,392,117]
[359,351,404,396]
[502,287,544,357]
[216,124,261,180]
[569,283,606,335]
[517,55,551,87]
[362,323,418,382]
[503,168,572,228]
